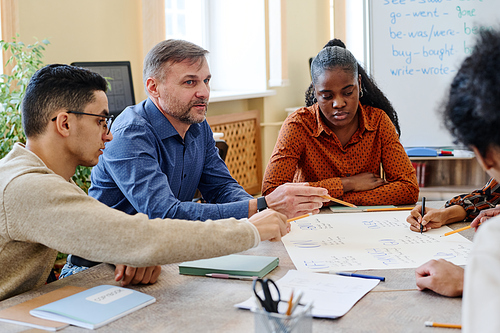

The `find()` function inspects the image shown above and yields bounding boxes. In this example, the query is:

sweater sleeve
[4,173,258,267]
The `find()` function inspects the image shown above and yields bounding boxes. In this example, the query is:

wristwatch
[257,196,268,212]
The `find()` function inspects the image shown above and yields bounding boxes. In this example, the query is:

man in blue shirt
[61,39,328,279]
[91,39,328,221]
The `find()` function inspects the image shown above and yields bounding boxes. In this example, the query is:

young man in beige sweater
[0,64,288,301]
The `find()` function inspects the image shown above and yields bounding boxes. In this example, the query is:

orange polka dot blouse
[262,103,419,206]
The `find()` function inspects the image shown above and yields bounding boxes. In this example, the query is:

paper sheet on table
[235,270,379,319]
[282,211,472,272]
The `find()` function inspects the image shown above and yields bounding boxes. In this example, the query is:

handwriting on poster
[282,211,472,272]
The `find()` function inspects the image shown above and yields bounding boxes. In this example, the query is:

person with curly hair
[416,29,500,331]
[262,39,418,206]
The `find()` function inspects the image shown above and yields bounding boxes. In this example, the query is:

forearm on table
[441,205,468,224]
[308,178,344,198]
[343,181,419,205]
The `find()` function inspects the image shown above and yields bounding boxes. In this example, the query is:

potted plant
[0,36,93,193]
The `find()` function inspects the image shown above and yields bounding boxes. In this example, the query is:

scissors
[252,278,281,313]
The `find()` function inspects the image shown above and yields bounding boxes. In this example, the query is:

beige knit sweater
[0,143,258,301]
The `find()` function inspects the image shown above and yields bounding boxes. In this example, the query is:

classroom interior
[1,0,489,198]
[0,1,495,331]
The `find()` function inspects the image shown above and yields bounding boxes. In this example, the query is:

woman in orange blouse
[262,40,419,206]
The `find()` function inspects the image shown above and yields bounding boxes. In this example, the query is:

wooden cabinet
[410,156,490,201]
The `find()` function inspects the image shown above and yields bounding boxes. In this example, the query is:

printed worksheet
[235,270,379,318]
[282,211,472,272]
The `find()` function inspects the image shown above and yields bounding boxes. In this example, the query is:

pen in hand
[420,197,426,234]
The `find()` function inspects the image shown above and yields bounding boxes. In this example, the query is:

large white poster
[282,211,472,272]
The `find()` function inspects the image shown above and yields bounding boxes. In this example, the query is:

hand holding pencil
[263,183,330,218]
[406,204,464,233]
[470,205,500,229]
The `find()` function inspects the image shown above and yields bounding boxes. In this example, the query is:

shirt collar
[145,98,201,141]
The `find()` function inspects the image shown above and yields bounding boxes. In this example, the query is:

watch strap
[257,196,268,212]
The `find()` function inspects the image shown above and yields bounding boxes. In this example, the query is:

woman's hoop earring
[359,87,364,98]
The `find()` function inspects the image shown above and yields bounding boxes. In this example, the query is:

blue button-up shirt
[89,99,252,221]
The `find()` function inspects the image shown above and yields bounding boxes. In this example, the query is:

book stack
[412,161,427,187]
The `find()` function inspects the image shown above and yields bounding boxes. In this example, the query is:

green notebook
[179,254,279,278]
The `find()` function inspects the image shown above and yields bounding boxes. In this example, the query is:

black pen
[420,197,426,234]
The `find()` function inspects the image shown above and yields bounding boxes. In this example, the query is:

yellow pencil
[321,195,357,208]
[363,207,414,212]
[425,321,461,329]
[286,290,294,316]
[287,213,312,223]
[442,225,471,236]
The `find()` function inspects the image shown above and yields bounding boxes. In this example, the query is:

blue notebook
[30,285,155,330]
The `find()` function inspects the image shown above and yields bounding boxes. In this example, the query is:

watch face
[258,196,267,212]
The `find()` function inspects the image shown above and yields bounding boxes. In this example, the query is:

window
[164,0,269,95]
[165,0,207,48]
[343,0,369,71]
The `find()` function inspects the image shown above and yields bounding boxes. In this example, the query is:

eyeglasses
[51,111,114,135]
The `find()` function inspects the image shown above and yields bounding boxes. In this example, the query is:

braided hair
[305,39,401,136]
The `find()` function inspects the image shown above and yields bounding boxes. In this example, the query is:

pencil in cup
[252,301,313,333]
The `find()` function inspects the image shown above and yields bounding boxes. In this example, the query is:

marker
[205,273,257,281]
[420,197,426,234]
[438,150,453,156]
[287,213,312,223]
[424,321,461,329]
[330,271,385,281]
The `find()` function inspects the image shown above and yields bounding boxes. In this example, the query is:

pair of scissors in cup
[252,278,281,313]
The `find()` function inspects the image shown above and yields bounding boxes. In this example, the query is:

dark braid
[305,39,401,136]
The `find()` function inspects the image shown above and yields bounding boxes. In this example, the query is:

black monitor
[71,61,136,117]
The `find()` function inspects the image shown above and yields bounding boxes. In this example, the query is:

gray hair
[310,46,358,84]
[143,39,209,87]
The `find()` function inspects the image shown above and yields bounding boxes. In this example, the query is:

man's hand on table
[114,265,162,286]
[415,259,463,297]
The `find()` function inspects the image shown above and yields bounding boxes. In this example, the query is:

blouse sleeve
[445,178,500,221]
[341,114,419,205]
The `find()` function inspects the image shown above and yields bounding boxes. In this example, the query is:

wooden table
[0,205,474,332]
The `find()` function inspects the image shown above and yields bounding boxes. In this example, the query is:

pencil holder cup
[252,302,313,333]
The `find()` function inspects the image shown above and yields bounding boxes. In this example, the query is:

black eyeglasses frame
[51,111,114,135]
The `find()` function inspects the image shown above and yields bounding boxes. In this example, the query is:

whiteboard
[370,0,500,147]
